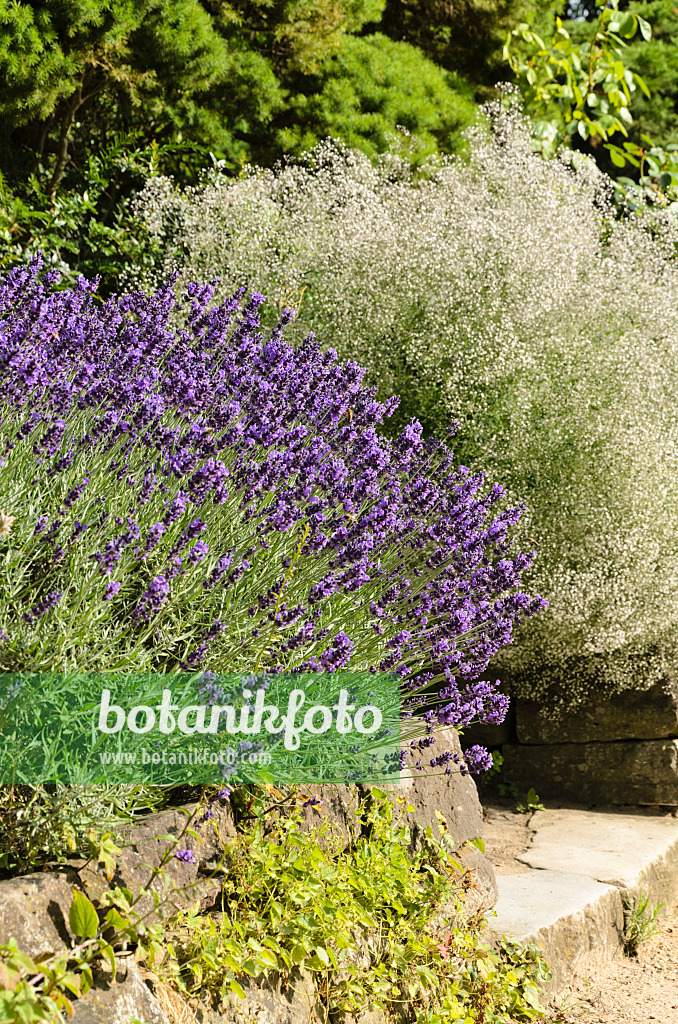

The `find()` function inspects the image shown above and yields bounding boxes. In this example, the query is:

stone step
[489,870,624,994]
[486,808,678,997]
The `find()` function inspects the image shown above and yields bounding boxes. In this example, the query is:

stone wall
[0,735,495,1021]
[465,678,678,806]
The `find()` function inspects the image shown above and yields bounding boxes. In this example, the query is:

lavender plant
[0,257,541,771]
[132,99,678,707]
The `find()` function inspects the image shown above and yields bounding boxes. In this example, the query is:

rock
[192,969,317,1024]
[293,783,359,841]
[454,845,499,916]
[501,739,678,805]
[70,957,169,1024]
[515,679,678,745]
[377,729,498,911]
[79,800,235,917]
[397,728,487,847]
[427,844,499,931]
[459,716,515,750]
[0,869,81,958]
[340,1010,388,1024]
[488,870,625,996]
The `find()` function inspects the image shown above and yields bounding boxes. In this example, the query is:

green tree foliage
[0,0,481,283]
[565,3,678,148]
[0,0,478,180]
[0,0,278,181]
[620,2,678,146]
[277,34,478,160]
[505,0,651,156]
[554,4,678,186]
[379,0,559,91]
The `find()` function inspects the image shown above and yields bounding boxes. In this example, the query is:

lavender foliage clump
[0,257,544,768]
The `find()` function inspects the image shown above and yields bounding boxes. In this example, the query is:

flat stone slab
[501,738,678,805]
[484,806,678,997]
[489,870,625,994]
[517,809,678,903]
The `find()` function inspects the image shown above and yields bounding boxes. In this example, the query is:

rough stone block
[0,869,81,958]
[79,800,235,916]
[425,845,498,924]
[293,782,360,839]
[459,715,516,749]
[379,729,498,910]
[70,958,169,1024]
[454,844,499,915]
[515,679,678,745]
[488,870,625,996]
[396,728,487,847]
[193,969,317,1024]
[501,738,678,805]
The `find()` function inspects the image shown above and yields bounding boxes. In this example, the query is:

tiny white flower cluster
[131,100,678,706]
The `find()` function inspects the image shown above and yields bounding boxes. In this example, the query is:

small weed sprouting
[623,889,666,956]
[515,788,545,815]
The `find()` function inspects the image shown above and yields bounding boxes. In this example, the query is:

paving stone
[501,738,678,805]
[0,869,81,958]
[517,808,678,905]
[516,679,678,744]
[488,870,625,995]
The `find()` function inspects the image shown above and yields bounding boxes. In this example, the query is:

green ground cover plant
[0,786,552,1023]
[162,788,550,1020]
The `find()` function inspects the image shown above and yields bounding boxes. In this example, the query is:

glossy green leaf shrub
[504,0,651,155]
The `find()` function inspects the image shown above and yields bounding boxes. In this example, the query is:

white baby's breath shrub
[131,100,678,707]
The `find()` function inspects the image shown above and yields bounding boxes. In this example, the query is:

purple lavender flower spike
[23,590,62,624]
[0,263,545,776]
[174,848,198,864]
